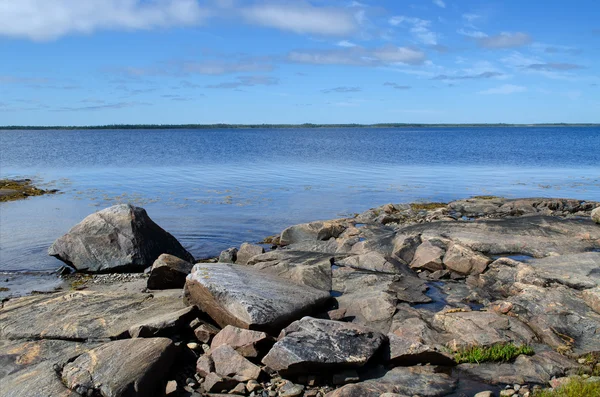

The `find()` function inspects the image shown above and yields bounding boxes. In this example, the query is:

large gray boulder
[48,204,194,272]
[184,264,330,333]
[280,220,347,246]
[262,317,386,375]
[62,338,175,397]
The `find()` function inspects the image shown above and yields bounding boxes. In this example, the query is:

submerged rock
[184,263,330,333]
[48,204,194,273]
[262,317,386,375]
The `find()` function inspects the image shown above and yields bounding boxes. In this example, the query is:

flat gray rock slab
[526,252,600,289]
[62,338,175,397]
[0,290,187,341]
[325,366,456,397]
[184,264,331,334]
[397,216,600,258]
[262,317,386,375]
[48,204,194,272]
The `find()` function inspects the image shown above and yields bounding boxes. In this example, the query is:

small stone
[500,390,516,397]
[194,323,221,343]
[513,384,521,391]
[474,392,493,397]
[230,382,247,395]
[187,342,200,350]
[203,373,238,393]
[196,355,214,377]
[578,358,588,364]
[202,344,211,354]
[219,247,238,263]
[166,380,178,395]
[278,380,304,397]
[247,380,260,393]
[304,390,320,397]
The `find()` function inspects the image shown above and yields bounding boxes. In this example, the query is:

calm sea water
[1,127,599,282]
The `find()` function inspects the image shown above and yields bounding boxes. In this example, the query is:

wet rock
[128,306,196,338]
[219,247,238,264]
[409,240,445,272]
[262,317,386,375]
[211,345,261,382]
[248,250,333,291]
[324,366,456,397]
[184,264,330,333]
[48,204,194,272]
[593,207,600,224]
[443,243,491,275]
[457,350,581,385]
[236,243,265,265]
[0,290,186,341]
[280,220,346,246]
[62,338,175,397]
[211,325,273,358]
[147,254,194,289]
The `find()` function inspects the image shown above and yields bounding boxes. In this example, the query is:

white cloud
[0,0,209,41]
[457,29,487,38]
[241,3,357,36]
[479,84,526,94]
[433,0,446,8]
[389,16,438,45]
[462,13,481,22]
[478,32,532,49]
[288,45,426,66]
[337,40,357,47]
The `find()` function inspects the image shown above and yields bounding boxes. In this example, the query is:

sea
[1,127,598,296]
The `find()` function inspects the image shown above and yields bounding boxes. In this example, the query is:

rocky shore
[1,197,600,397]
[0,178,58,202]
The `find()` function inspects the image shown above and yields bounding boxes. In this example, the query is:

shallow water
[1,127,599,280]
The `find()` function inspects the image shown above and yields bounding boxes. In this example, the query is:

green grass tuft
[454,343,534,364]
[533,377,600,397]
[410,202,447,211]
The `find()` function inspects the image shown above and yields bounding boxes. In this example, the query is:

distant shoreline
[1,123,599,130]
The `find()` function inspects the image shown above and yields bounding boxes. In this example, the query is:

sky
[0,0,599,125]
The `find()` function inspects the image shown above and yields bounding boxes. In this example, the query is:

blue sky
[0,0,599,125]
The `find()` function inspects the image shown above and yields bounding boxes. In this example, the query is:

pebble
[513,384,520,391]
[500,390,516,397]
[474,391,494,397]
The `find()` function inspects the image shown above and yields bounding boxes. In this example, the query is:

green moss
[69,274,93,290]
[0,179,55,202]
[410,202,447,211]
[0,287,9,292]
[454,343,534,364]
[471,195,503,200]
[533,377,600,397]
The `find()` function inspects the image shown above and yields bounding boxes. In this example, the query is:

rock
[262,317,386,375]
[196,355,214,377]
[337,252,403,274]
[474,392,494,397]
[166,380,178,394]
[0,289,187,341]
[592,207,600,224]
[397,215,600,258]
[194,322,221,344]
[211,345,261,382]
[457,350,581,385]
[219,247,238,263]
[128,306,196,338]
[48,204,194,272]
[203,372,238,393]
[278,380,305,397]
[325,308,347,321]
[324,366,456,397]
[236,243,265,265]
[500,390,516,397]
[211,325,273,358]
[392,233,422,265]
[582,287,600,314]
[280,220,346,246]
[230,382,247,395]
[443,243,491,275]
[147,253,194,289]
[62,338,175,397]
[385,333,455,366]
[409,240,445,272]
[525,252,600,289]
[184,264,330,333]
[433,311,536,349]
[248,250,333,291]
